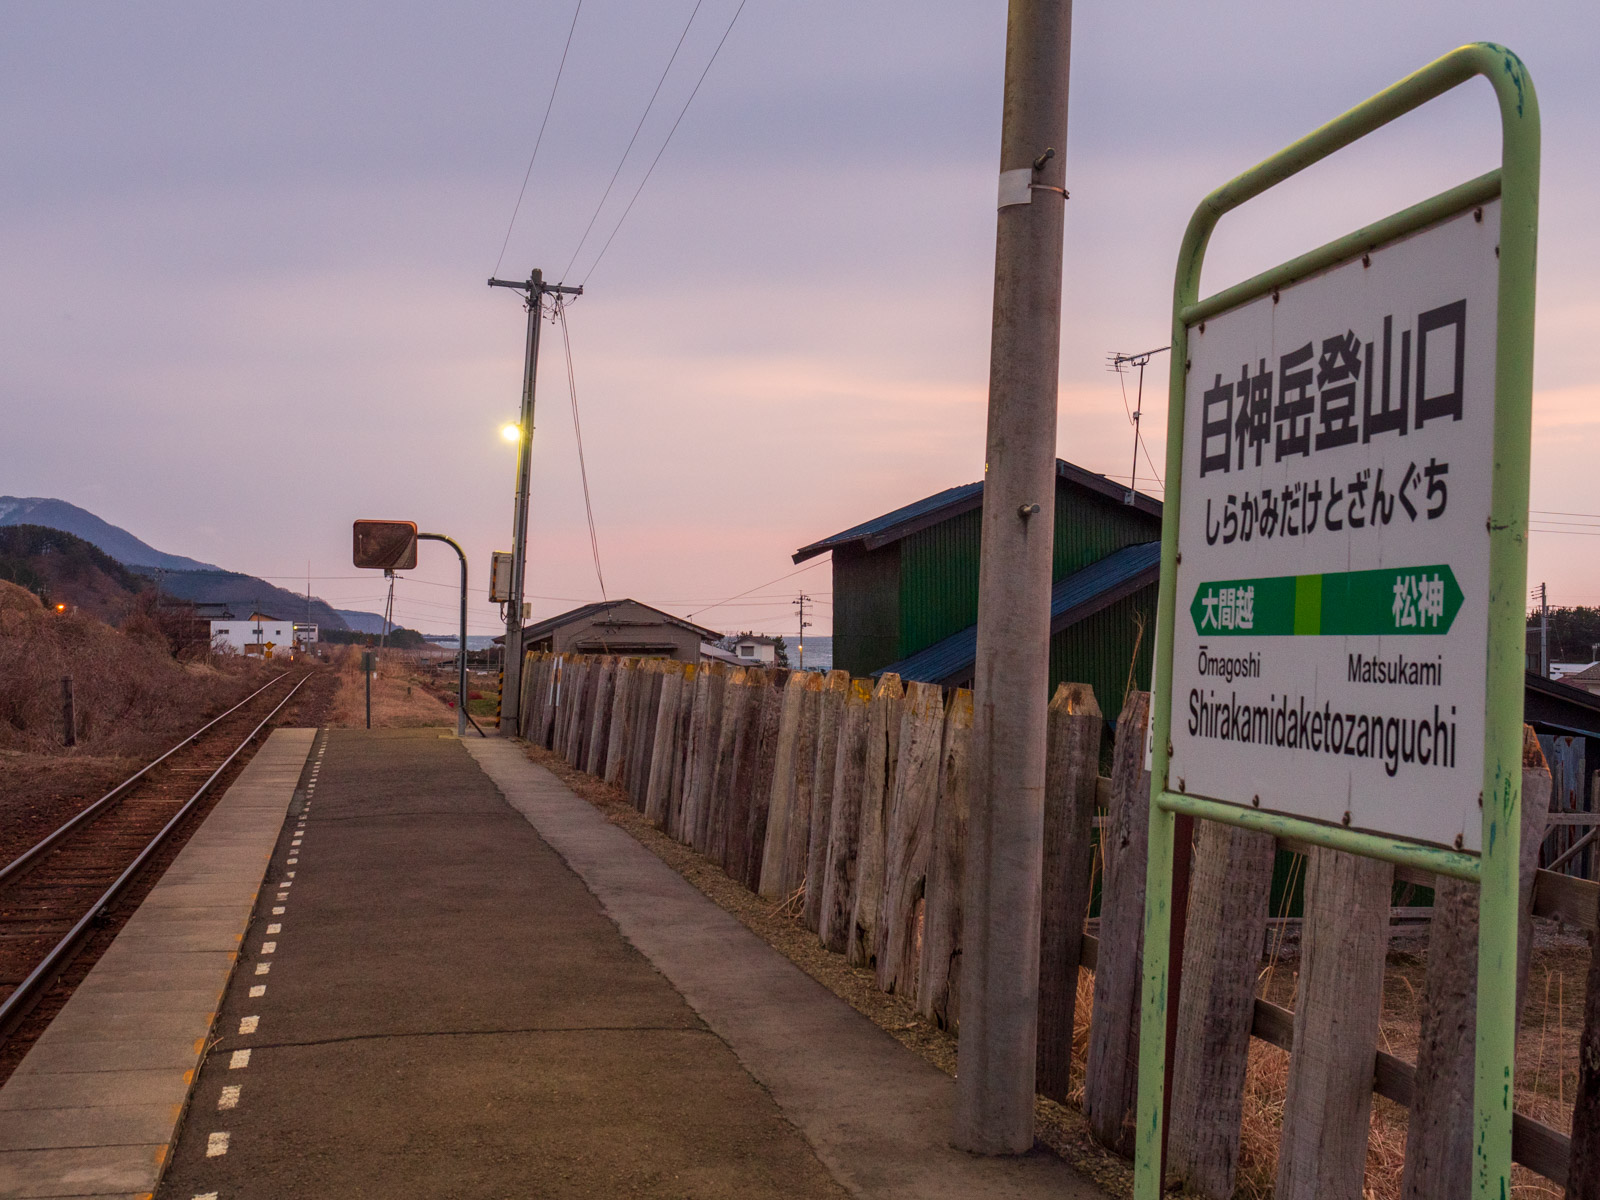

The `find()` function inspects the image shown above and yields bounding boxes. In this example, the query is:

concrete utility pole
[793,592,812,671]
[1539,581,1549,677]
[954,0,1073,1155]
[488,269,582,733]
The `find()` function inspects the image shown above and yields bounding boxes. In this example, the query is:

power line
[492,0,585,278]
[555,297,607,599]
[685,558,826,622]
[1108,347,1169,493]
[560,0,706,282]
[579,0,747,284]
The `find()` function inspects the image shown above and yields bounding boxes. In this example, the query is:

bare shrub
[0,580,271,755]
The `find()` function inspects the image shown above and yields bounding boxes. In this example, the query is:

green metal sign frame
[1136,43,1539,1200]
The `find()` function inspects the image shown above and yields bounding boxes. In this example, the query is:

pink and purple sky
[2,3,1595,637]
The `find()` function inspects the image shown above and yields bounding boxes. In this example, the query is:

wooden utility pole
[954,0,1073,1155]
[60,676,75,748]
[793,593,812,671]
[488,269,582,733]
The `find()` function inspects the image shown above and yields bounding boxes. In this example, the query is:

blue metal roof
[874,541,1162,687]
[793,482,983,563]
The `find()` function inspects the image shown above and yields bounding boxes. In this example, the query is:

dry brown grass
[517,738,1584,1200]
[0,579,272,756]
[325,645,457,728]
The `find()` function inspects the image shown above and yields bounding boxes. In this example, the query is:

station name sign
[1167,201,1501,851]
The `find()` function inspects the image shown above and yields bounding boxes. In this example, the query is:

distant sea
[423,632,834,670]
[424,634,501,651]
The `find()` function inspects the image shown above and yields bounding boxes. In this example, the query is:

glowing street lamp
[500,422,522,444]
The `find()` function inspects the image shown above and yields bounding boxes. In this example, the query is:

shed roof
[792,459,1161,564]
[503,598,721,646]
[873,540,1161,688]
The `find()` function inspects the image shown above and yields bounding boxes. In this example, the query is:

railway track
[0,670,314,1052]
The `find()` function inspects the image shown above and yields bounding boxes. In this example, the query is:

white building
[730,634,781,665]
[211,613,294,658]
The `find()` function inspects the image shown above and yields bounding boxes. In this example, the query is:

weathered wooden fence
[517,650,1599,1195]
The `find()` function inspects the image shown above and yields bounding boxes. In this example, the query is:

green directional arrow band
[1189,564,1464,637]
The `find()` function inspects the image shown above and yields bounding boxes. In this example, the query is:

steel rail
[0,672,313,1039]
[0,672,294,889]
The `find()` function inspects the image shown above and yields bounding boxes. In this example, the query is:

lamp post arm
[417,533,470,738]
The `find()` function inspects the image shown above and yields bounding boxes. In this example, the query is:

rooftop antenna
[1107,345,1171,503]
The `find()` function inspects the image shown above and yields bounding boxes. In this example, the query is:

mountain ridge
[0,496,220,572]
[0,495,387,633]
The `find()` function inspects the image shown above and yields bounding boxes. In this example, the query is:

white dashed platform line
[249,984,265,998]
[254,963,270,976]
[206,1131,230,1157]
[266,923,281,934]
[271,906,285,915]
[193,1192,219,1200]
[218,1085,241,1110]
[239,1016,259,1035]
[286,858,298,865]
[261,942,276,954]
[228,1049,251,1069]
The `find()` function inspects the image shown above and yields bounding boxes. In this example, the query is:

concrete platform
[465,740,1103,1200]
[0,728,316,1200]
[150,728,1102,1200]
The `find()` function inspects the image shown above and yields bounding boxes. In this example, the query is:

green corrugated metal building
[793,460,1163,721]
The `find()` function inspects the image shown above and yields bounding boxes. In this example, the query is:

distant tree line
[1532,605,1600,664]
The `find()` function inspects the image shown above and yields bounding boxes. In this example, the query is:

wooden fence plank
[555,655,578,762]
[555,656,578,758]
[1519,730,1556,1014]
[534,659,553,752]
[644,662,687,828]
[723,668,765,880]
[759,672,811,900]
[1571,886,1600,1197]
[681,661,726,848]
[780,672,825,903]
[623,660,652,808]
[1037,682,1102,1105]
[708,667,750,867]
[803,671,850,933]
[603,658,636,785]
[1275,846,1394,1200]
[1083,690,1151,1155]
[577,656,602,767]
[1168,820,1276,1197]
[548,656,566,756]
[584,657,616,776]
[820,679,873,954]
[1402,728,1555,1199]
[740,669,788,891]
[521,652,540,739]
[666,663,696,834]
[564,657,592,766]
[918,688,972,1030]
[876,680,944,996]
[849,674,904,970]
[636,660,666,808]
[521,659,540,742]
[619,657,644,796]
